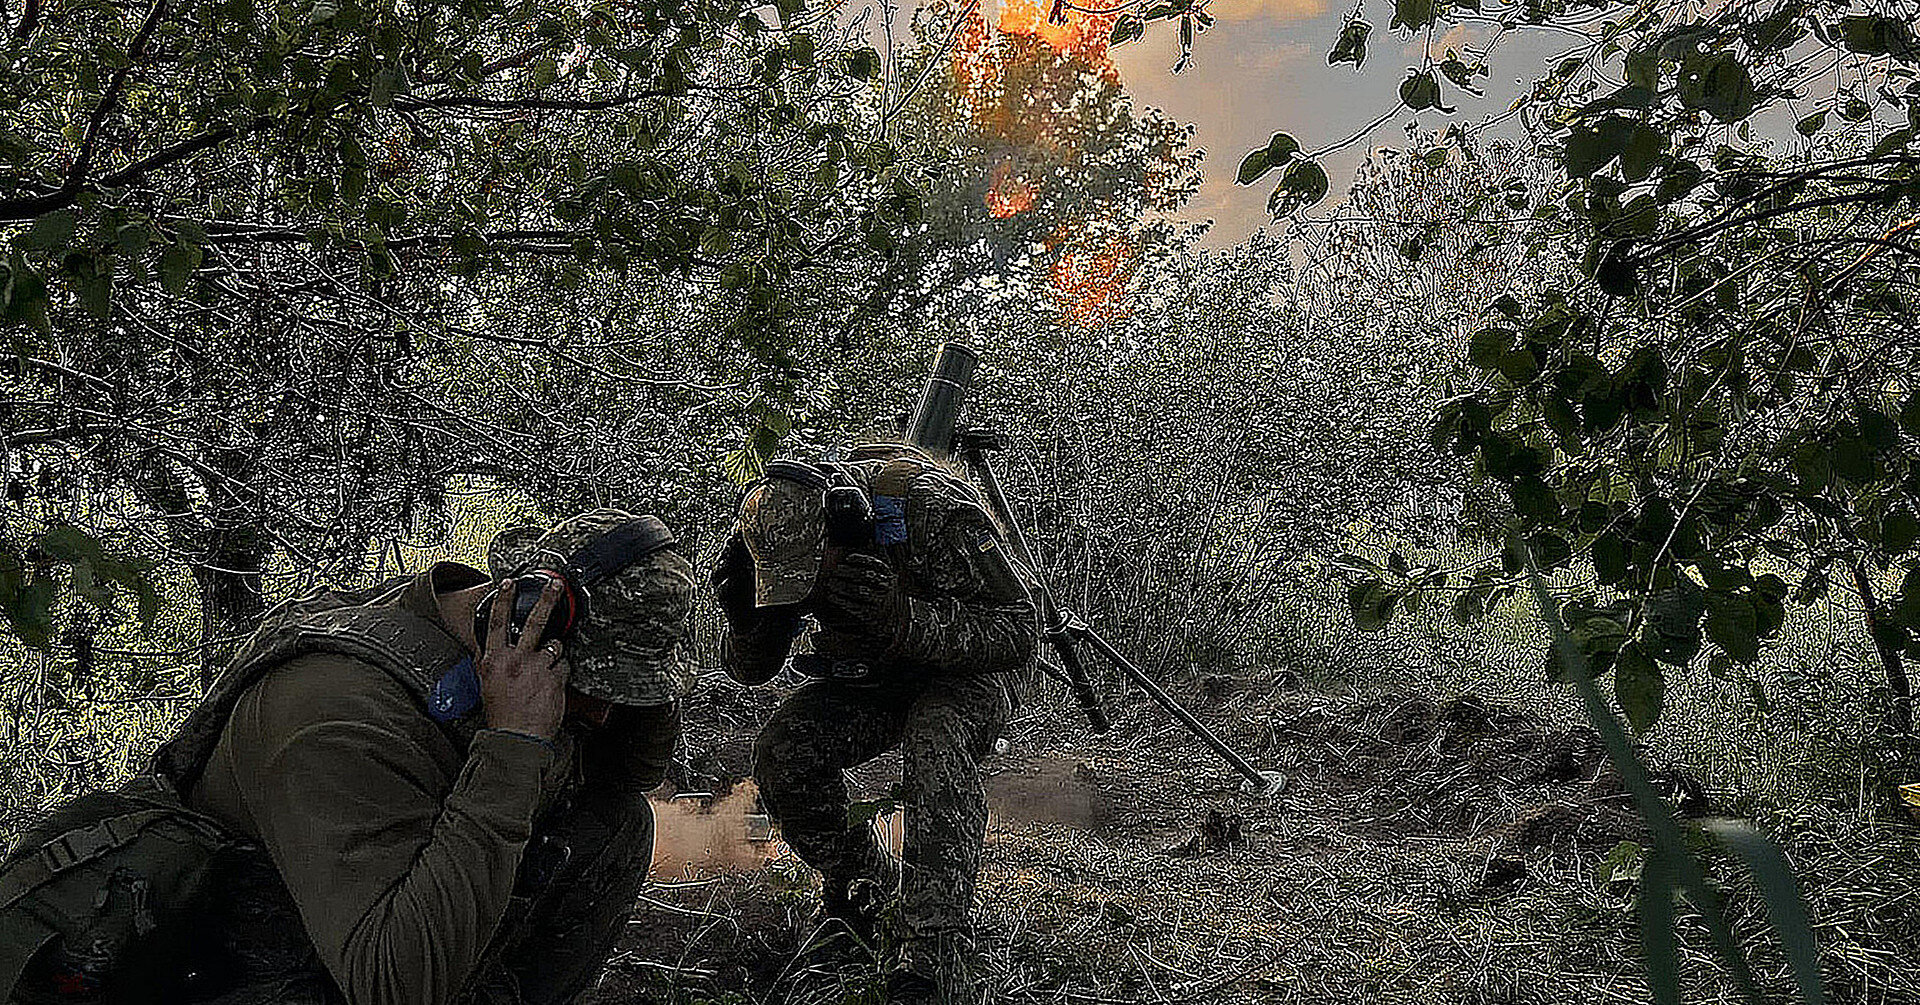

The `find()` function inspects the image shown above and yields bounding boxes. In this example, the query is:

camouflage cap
[738,477,826,607]
[487,509,696,705]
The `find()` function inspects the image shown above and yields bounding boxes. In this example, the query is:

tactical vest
[2,575,473,1004]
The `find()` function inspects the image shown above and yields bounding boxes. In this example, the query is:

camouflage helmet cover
[487,508,695,705]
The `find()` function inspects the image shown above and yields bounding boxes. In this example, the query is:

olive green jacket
[187,565,662,1005]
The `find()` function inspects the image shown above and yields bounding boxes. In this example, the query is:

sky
[1084,0,1571,246]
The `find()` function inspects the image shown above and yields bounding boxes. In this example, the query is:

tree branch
[394,92,670,111]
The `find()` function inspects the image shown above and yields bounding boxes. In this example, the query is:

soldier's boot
[885,933,976,1005]
[814,856,902,955]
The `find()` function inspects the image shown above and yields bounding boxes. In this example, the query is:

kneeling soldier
[2,509,697,1005]
[712,444,1039,1005]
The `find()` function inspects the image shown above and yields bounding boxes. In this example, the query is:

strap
[156,594,472,791]
[0,809,178,911]
[565,515,677,587]
[762,459,830,491]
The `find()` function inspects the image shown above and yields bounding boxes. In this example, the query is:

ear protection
[473,515,677,652]
[763,459,874,548]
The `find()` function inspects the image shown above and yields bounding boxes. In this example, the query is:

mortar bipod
[954,430,1283,799]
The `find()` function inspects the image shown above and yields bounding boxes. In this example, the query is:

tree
[0,0,932,655]
[1308,0,1920,756]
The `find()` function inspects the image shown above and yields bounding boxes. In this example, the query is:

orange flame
[993,0,1120,72]
[948,0,1142,327]
[985,157,1038,218]
[1048,233,1137,328]
[952,0,1123,220]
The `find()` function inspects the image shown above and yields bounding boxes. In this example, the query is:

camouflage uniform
[717,445,1038,1000]
[173,509,695,1005]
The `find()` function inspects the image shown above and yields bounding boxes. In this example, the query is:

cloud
[1237,39,1315,71]
[1208,0,1329,23]
[1402,23,1485,58]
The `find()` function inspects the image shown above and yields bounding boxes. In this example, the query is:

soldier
[172,508,695,1005]
[711,443,1039,1005]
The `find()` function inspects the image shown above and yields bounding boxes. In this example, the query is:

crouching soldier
[3,509,695,1005]
[712,444,1039,1005]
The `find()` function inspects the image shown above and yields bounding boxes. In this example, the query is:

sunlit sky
[1071,0,1569,245]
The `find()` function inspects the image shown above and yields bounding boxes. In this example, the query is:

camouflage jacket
[722,447,1039,684]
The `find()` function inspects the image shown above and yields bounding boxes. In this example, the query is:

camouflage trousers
[184,704,679,1005]
[753,672,1012,948]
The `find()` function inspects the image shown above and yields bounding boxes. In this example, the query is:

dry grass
[588,673,1920,1005]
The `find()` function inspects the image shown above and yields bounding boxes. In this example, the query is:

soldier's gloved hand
[710,534,758,624]
[816,552,905,635]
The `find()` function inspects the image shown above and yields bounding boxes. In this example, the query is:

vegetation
[5,0,1920,1001]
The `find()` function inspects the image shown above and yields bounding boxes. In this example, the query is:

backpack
[1,575,470,1003]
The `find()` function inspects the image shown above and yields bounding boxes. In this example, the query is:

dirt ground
[586,677,1920,1005]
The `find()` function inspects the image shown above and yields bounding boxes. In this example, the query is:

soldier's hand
[711,534,757,622]
[479,579,569,741]
[817,552,903,631]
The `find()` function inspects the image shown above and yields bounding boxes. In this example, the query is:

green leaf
[1237,148,1273,186]
[1467,327,1511,368]
[1110,15,1144,46]
[1594,242,1638,297]
[160,243,202,295]
[3,576,57,650]
[1678,52,1756,123]
[37,523,104,564]
[1893,566,1920,628]
[1699,820,1824,1005]
[843,46,881,79]
[1268,160,1329,217]
[1838,15,1919,60]
[1704,592,1760,664]
[1643,585,1705,667]
[1565,119,1627,178]
[1795,111,1827,136]
[1331,552,1382,576]
[1494,347,1538,384]
[1347,579,1397,631]
[1871,127,1915,160]
[1389,0,1435,32]
[1830,435,1876,485]
[1619,125,1664,183]
[1328,19,1370,67]
[16,209,79,252]
[1399,71,1449,113]
[1884,508,1919,556]
[1599,839,1643,885]
[847,796,897,827]
[1593,533,1629,585]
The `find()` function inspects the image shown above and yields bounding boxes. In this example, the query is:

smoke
[645,760,1108,878]
[649,783,779,876]
[986,756,1110,832]
[648,781,906,878]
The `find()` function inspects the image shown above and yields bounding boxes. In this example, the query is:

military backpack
[0,575,470,1003]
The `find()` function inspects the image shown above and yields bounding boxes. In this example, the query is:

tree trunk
[1853,561,1914,773]
[130,452,269,682]
[190,530,267,679]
